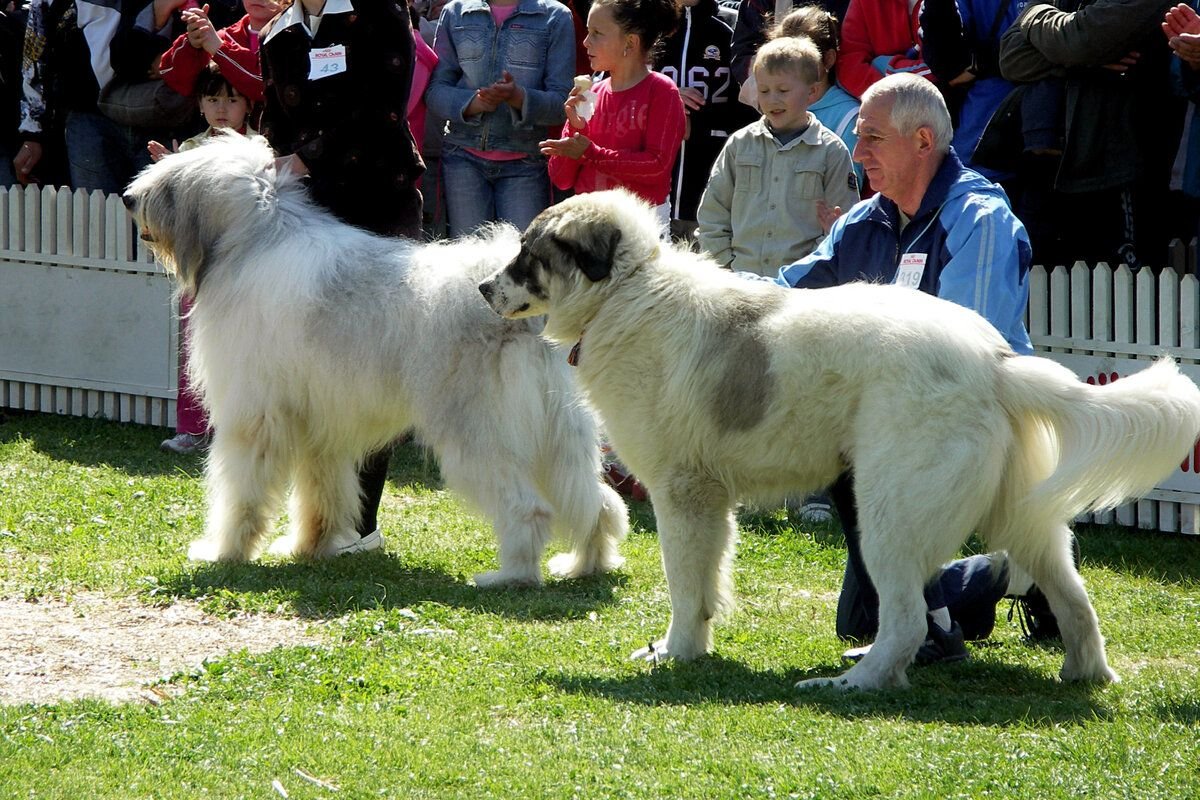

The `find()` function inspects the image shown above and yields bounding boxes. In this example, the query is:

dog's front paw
[267,534,301,558]
[472,569,542,589]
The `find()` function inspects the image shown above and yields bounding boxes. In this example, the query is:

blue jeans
[441,145,551,236]
[64,110,160,194]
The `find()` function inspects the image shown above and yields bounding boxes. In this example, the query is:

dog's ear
[550,226,621,282]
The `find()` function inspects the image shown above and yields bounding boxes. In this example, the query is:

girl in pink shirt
[541,0,686,232]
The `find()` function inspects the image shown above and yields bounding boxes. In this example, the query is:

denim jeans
[441,145,551,236]
[64,110,160,194]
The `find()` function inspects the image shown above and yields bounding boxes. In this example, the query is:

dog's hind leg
[189,421,290,562]
[439,449,554,586]
[271,453,362,559]
[544,433,629,579]
[631,475,736,662]
[996,520,1116,683]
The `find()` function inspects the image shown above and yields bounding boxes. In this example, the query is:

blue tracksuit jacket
[775,147,1034,354]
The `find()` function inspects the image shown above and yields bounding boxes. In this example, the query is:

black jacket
[260,0,425,235]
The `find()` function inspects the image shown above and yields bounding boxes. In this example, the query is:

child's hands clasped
[539,132,590,160]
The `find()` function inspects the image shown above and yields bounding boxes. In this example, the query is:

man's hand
[539,133,590,159]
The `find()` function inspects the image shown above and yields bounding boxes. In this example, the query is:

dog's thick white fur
[122,134,626,586]
[480,189,1200,690]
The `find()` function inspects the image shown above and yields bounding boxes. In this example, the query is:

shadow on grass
[153,554,627,621]
[546,654,1115,727]
[1074,524,1200,585]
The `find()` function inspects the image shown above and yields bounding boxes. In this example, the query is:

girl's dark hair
[769,4,840,81]
[195,63,241,98]
[595,0,681,59]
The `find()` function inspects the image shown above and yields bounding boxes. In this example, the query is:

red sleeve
[211,23,265,102]
[581,77,684,185]
[836,0,884,100]
[547,120,584,190]
[159,16,263,101]
[159,33,211,97]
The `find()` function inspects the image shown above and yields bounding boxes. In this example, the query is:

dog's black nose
[478,281,494,303]
[121,192,135,210]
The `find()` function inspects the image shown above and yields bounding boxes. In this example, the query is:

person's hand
[183,5,221,54]
[466,90,500,117]
[678,85,706,112]
[816,199,844,234]
[1163,5,1200,67]
[274,153,309,176]
[564,85,588,130]
[1100,51,1140,74]
[948,68,976,87]
[1163,3,1200,38]
[13,140,42,184]
[146,139,180,162]
[539,133,590,159]
[479,71,525,110]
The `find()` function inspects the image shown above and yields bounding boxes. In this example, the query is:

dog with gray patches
[479,188,1200,691]
[121,134,627,586]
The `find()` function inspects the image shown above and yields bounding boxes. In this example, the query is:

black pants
[831,471,1009,642]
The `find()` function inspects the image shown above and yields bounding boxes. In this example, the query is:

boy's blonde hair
[751,36,822,86]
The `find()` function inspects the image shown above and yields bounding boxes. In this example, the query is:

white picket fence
[0,184,177,428]
[0,185,1197,531]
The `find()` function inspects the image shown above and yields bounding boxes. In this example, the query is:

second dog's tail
[997,356,1200,520]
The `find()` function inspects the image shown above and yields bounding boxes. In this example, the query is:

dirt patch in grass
[0,593,325,706]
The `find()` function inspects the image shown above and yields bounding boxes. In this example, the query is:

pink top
[547,71,686,205]
[466,2,525,161]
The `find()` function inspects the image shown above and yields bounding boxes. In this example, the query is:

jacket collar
[264,0,355,43]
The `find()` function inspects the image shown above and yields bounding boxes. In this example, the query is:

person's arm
[920,0,973,83]
[776,212,848,288]
[935,192,1034,354]
[730,0,770,87]
[506,7,574,127]
[425,5,484,124]
[821,139,861,220]
[209,18,265,102]
[837,0,885,98]
[578,78,686,184]
[158,23,209,95]
[695,139,740,268]
[1017,0,1170,67]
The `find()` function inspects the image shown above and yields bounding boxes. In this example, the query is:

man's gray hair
[861,73,953,154]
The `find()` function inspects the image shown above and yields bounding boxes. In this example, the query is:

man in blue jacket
[776,73,1058,663]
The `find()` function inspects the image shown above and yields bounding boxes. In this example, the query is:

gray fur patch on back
[710,290,782,433]
[712,334,774,432]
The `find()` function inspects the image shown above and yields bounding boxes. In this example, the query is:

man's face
[852,96,924,203]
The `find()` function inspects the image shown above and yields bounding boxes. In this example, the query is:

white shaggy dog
[122,134,627,586]
[480,189,1200,690]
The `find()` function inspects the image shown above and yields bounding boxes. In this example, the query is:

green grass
[2,410,1199,799]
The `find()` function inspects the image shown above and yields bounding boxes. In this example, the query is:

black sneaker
[1007,536,1081,642]
[915,620,969,666]
[1008,587,1059,641]
[840,620,969,666]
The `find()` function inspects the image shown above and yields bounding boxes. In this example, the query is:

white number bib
[895,252,927,290]
[309,44,348,80]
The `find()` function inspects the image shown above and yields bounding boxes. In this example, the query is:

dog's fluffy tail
[997,356,1200,519]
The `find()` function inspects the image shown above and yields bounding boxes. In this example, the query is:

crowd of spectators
[2,0,1197,264]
